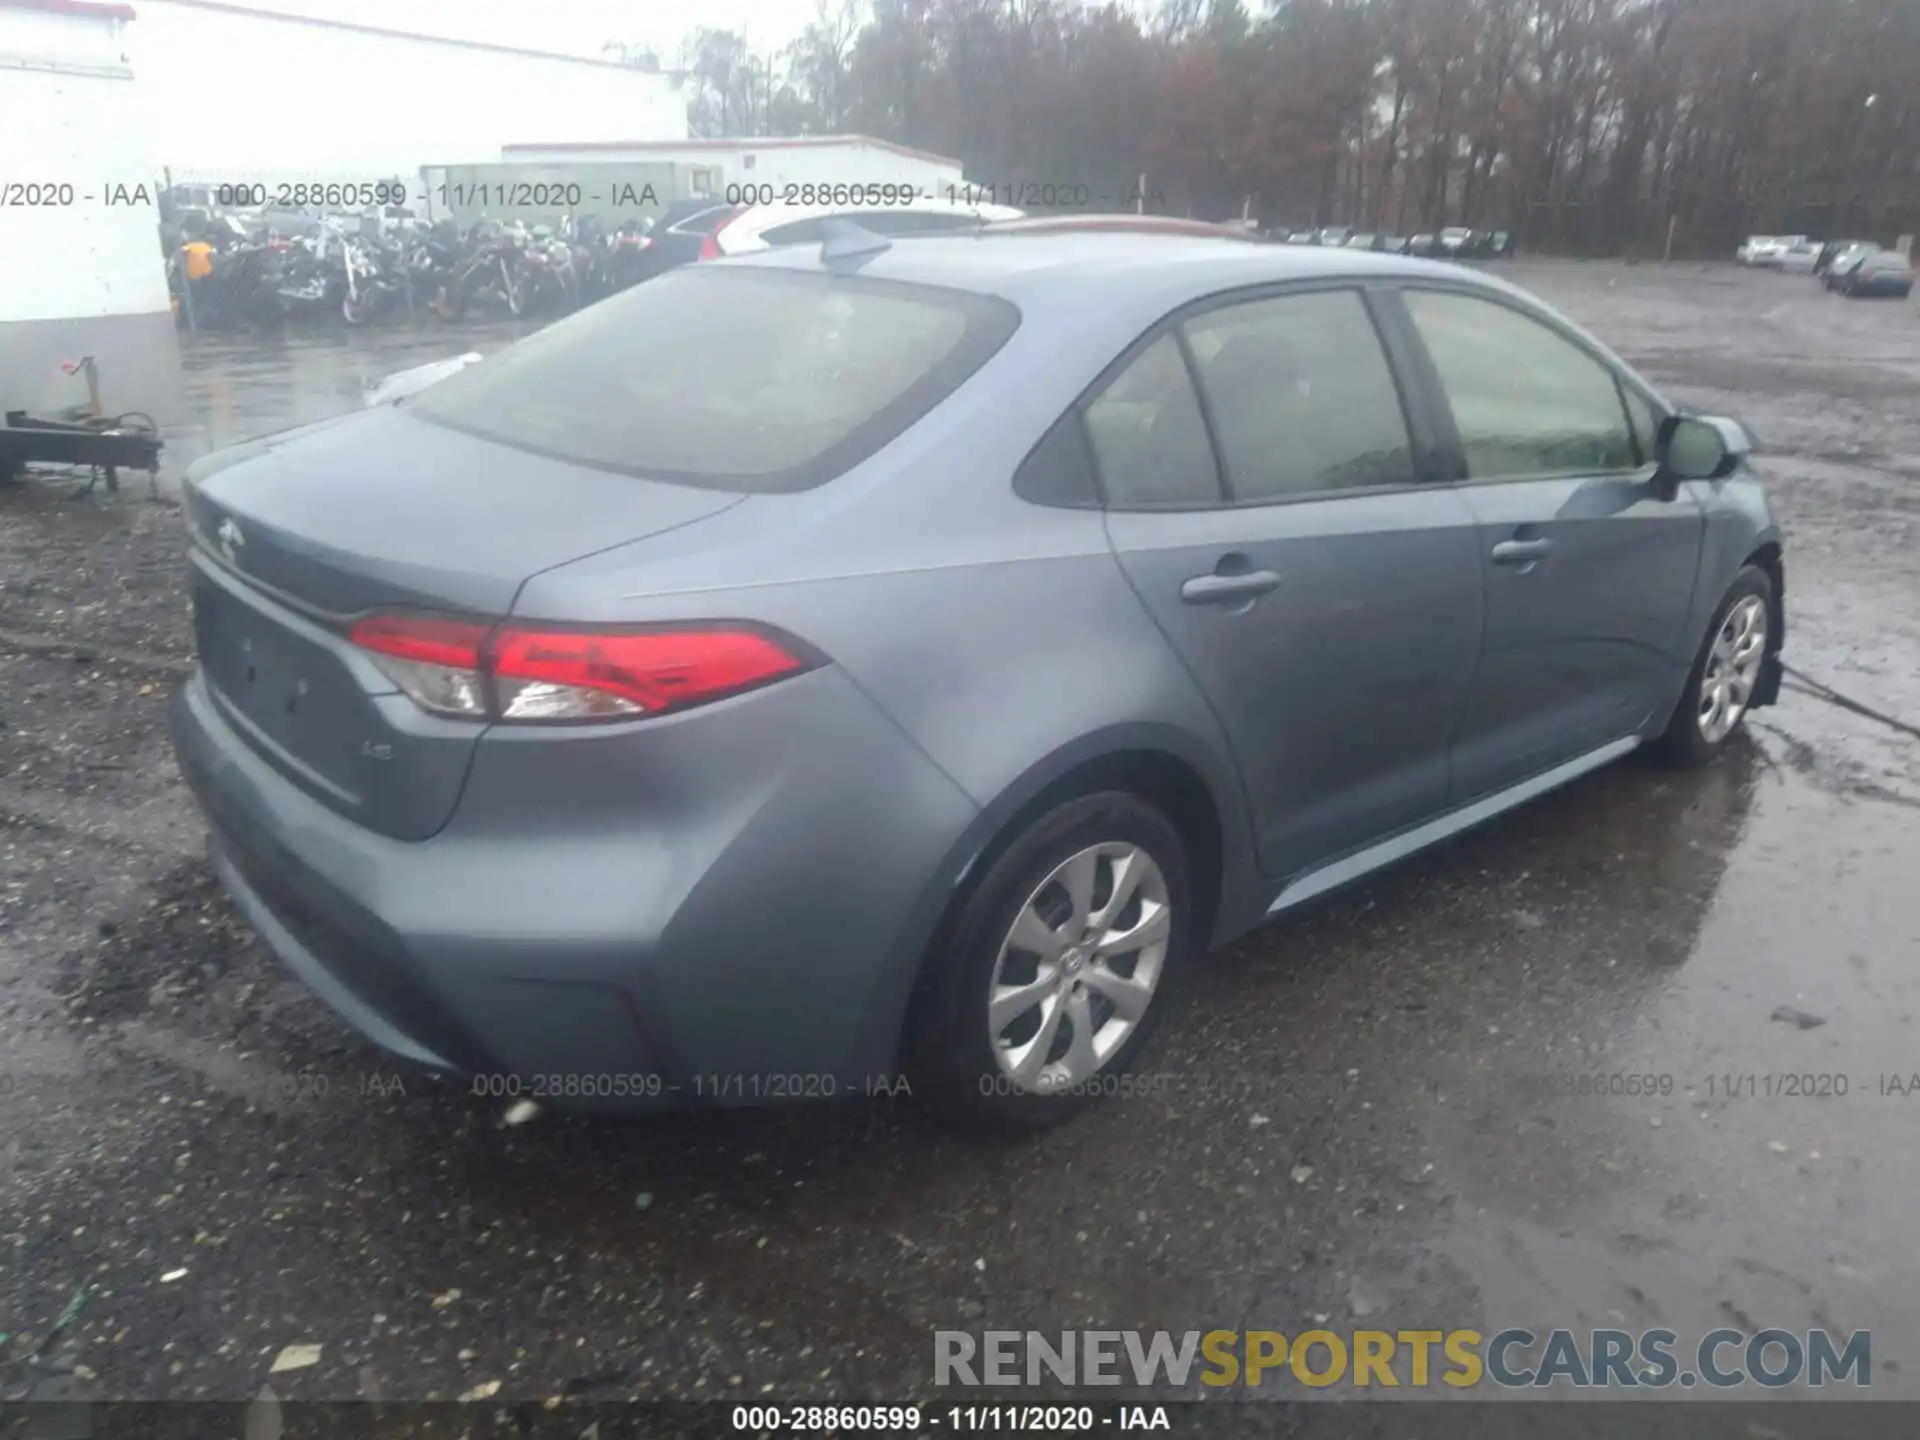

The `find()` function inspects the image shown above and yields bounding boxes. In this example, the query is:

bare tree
[795,0,1920,252]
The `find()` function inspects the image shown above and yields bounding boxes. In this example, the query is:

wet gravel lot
[1,261,1917,1408]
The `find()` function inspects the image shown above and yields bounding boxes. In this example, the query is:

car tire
[909,791,1194,1136]
[1648,565,1775,769]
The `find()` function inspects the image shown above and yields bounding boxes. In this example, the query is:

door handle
[1180,570,1283,605]
[1490,538,1554,566]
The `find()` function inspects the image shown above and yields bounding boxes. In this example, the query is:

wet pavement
[1,262,1918,1406]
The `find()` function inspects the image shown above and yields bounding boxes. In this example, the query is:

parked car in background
[1285,230,1317,245]
[1316,227,1352,247]
[1407,232,1438,257]
[171,229,1785,1133]
[1823,242,1882,289]
[1381,235,1409,255]
[1344,232,1377,250]
[1837,250,1915,298]
[1749,235,1807,268]
[621,198,741,282]
[1814,238,1873,276]
[1736,235,1774,264]
[1439,226,1474,257]
[1777,241,1823,275]
[1487,230,1518,259]
[708,195,1023,255]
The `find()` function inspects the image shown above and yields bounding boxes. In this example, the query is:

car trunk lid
[184,406,741,839]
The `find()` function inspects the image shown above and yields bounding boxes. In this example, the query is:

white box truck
[1,0,182,427]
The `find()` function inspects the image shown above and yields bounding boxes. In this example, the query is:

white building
[500,136,968,202]
[0,0,180,424]
[131,0,689,190]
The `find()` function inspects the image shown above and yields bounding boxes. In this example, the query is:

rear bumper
[170,664,979,1108]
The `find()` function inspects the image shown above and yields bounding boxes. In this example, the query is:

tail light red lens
[349,615,811,723]
[697,233,721,260]
[490,626,804,718]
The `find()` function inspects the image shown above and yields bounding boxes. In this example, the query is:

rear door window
[1182,289,1416,501]
[410,267,1018,492]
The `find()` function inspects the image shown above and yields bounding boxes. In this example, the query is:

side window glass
[1182,290,1415,501]
[1405,290,1638,478]
[1621,385,1665,466]
[1083,334,1221,508]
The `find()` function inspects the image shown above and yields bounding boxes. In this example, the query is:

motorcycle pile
[164,210,658,331]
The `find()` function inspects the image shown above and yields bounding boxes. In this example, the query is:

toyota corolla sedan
[172,230,1785,1132]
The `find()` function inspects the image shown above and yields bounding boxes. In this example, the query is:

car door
[1388,284,1704,803]
[1097,284,1485,882]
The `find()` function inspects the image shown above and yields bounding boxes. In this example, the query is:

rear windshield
[410,267,1019,492]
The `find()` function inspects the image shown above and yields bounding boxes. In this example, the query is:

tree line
[628,0,1920,258]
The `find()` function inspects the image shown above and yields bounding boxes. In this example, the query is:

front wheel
[1648,565,1774,768]
[909,792,1193,1134]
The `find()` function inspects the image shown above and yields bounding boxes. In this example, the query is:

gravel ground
[1,262,1917,1412]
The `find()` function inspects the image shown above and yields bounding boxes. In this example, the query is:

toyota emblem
[216,516,245,565]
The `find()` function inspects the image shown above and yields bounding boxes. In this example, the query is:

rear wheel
[1649,566,1773,768]
[910,792,1193,1134]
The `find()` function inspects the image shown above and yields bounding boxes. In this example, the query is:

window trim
[1180,286,1427,507]
[1079,331,1228,510]
[1382,280,1667,488]
[1060,277,1446,514]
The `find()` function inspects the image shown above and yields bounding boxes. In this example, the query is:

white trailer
[131,0,690,200]
[0,0,181,425]
[500,137,968,205]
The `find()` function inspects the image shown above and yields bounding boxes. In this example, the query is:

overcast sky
[223,0,834,62]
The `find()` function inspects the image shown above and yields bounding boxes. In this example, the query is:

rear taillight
[697,233,721,260]
[349,615,812,723]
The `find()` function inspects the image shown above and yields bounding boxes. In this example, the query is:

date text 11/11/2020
[1517,1072,1920,1099]
[4,178,1175,213]
[0,180,665,211]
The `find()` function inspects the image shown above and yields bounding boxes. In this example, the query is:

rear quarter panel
[512,302,1268,947]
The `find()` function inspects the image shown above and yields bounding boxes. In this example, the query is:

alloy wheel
[987,843,1172,1093]
[1699,594,1768,744]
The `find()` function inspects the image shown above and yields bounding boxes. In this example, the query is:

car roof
[725,195,1024,238]
[718,230,1533,328]
[981,213,1256,240]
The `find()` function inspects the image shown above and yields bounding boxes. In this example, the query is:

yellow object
[182,241,214,280]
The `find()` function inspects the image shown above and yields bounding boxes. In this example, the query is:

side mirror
[1654,414,1751,495]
